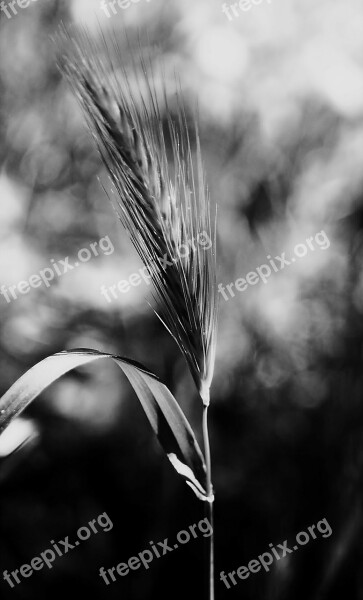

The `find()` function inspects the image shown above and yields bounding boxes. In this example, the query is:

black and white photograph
[0,1,362,598]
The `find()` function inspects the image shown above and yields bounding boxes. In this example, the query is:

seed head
[59,34,218,404]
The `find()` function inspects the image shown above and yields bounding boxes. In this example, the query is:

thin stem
[202,398,214,600]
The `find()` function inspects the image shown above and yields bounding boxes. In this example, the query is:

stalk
[202,392,214,600]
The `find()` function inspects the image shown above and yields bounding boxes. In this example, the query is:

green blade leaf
[0,348,209,501]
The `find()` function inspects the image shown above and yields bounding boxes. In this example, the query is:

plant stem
[202,398,214,600]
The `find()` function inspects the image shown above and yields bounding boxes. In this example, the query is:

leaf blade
[0,348,208,501]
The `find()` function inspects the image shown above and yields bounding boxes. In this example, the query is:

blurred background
[0,0,363,598]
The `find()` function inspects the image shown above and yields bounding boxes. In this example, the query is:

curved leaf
[0,349,208,501]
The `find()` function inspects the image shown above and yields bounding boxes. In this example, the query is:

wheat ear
[59,34,218,405]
